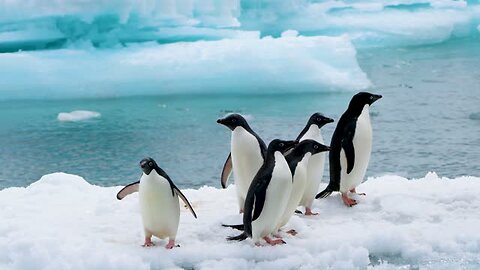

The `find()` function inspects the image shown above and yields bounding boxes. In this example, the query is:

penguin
[217,114,267,213]
[276,140,331,234]
[116,157,197,249]
[316,92,382,206]
[296,113,334,215]
[222,140,330,233]
[227,139,296,246]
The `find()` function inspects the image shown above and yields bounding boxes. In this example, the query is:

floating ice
[0,35,370,100]
[0,172,479,269]
[57,110,101,122]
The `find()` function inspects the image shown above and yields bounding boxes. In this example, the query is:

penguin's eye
[232,119,237,123]
[148,162,153,167]
[316,118,321,121]
[314,145,318,149]
[370,96,374,100]
[279,143,284,147]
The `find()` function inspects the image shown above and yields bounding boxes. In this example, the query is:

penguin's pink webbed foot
[350,188,366,196]
[305,207,319,216]
[341,193,357,207]
[239,209,244,214]
[165,239,179,249]
[286,229,297,236]
[264,236,286,246]
[142,237,155,247]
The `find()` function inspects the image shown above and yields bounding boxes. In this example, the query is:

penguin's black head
[268,139,298,154]
[139,157,157,175]
[349,92,382,109]
[295,139,331,156]
[307,113,334,128]
[217,113,249,131]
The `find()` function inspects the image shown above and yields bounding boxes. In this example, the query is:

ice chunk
[0,35,370,100]
[57,110,101,122]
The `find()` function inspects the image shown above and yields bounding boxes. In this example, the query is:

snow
[57,110,101,122]
[1,172,479,269]
[0,35,369,100]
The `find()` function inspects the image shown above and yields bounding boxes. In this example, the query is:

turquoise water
[0,38,479,189]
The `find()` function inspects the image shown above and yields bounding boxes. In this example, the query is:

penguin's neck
[265,150,282,166]
[287,152,311,175]
[299,124,320,140]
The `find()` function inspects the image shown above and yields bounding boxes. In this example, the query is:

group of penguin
[117,91,382,249]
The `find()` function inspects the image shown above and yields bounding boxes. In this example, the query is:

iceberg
[0,34,370,100]
[0,0,479,51]
[1,172,479,269]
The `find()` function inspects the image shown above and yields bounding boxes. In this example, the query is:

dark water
[0,39,479,189]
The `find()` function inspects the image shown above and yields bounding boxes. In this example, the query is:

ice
[0,0,479,51]
[57,110,101,122]
[0,172,479,269]
[0,35,370,100]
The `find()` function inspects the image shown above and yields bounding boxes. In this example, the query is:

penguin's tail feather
[316,187,333,199]
[227,232,248,241]
[222,224,245,231]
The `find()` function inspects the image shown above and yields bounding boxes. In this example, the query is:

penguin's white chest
[139,172,180,239]
[299,125,326,207]
[340,105,373,192]
[278,155,310,228]
[231,127,264,197]
[252,152,292,240]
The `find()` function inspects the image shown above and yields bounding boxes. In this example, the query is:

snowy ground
[1,172,479,269]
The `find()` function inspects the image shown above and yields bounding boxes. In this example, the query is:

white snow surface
[1,172,479,269]
[57,110,101,122]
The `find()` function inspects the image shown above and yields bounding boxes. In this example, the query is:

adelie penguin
[117,157,197,249]
[295,113,334,215]
[316,92,382,207]
[217,114,267,213]
[276,140,331,235]
[223,140,331,234]
[227,139,296,246]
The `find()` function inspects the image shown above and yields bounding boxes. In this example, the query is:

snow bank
[57,110,101,122]
[1,172,479,269]
[0,35,369,100]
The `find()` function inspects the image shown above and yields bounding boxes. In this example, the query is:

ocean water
[0,38,479,189]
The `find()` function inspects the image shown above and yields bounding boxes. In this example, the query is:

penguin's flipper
[173,187,198,218]
[221,153,233,188]
[243,174,268,238]
[116,181,139,200]
[342,121,356,174]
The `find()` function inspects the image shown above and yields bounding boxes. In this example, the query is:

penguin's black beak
[372,94,382,103]
[325,117,334,124]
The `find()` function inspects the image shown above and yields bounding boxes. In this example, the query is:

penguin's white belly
[340,111,372,193]
[299,127,326,208]
[252,153,292,241]
[278,159,308,229]
[139,175,180,239]
[231,128,263,202]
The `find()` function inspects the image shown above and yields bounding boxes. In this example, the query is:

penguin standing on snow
[217,114,267,213]
[316,92,382,206]
[117,157,197,249]
[276,140,330,235]
[227,139,297,246]
[296,113,334,215]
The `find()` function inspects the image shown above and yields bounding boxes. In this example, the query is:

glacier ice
[0,0,479,51]
[0,34,370,100]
